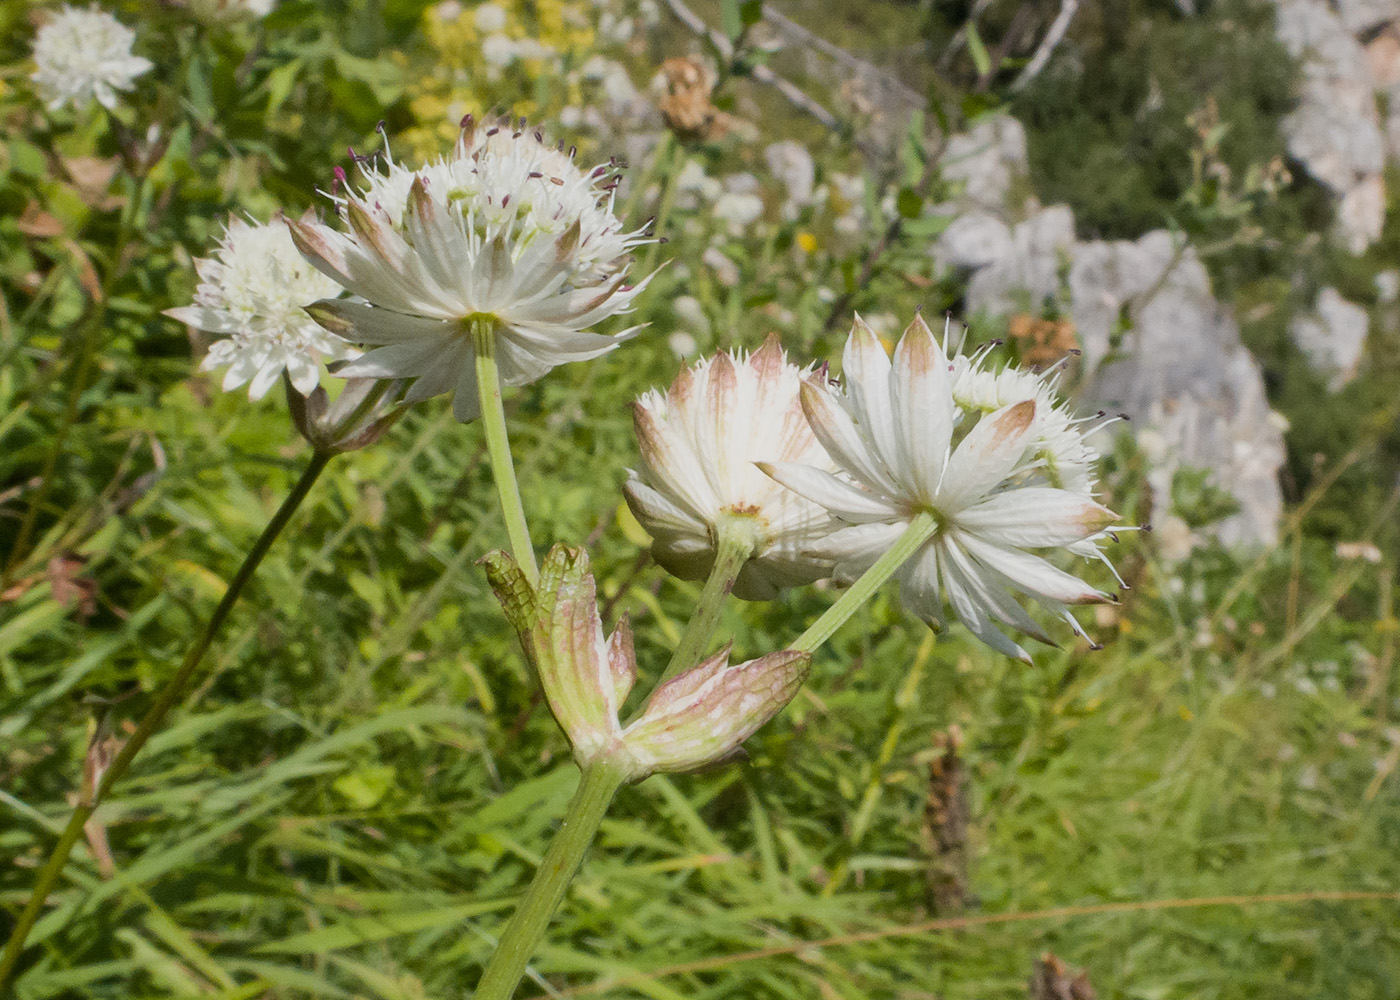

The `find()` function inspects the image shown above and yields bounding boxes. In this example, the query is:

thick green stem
[654,516,759,687]
[0,451,333,991]
[792,512,938,654]
[473,761,627,1000]
[472,318,538,587]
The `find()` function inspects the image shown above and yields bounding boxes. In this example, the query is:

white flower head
[764,141,815,216]
[30,5,153,112]
[165,217,356,400]
[761,314,1124,661]
[625,334,839,600]
[290,116,656,422]
[184,0,277,24]
[473,2,508,32]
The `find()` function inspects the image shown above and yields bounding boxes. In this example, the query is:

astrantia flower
[291,116,655,422]
[29,5,152,112]
[165,217,356,400]
[624,334,839,600]
[761,315,1122,661]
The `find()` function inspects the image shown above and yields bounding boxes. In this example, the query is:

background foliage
[2,0,1399,997]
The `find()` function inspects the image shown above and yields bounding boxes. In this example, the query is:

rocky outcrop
[1273,0,1387,254]
[1290,286,1369,389]
[1334,0,1400,35]
[1075,233,1286,548]
[933,115,1287,548]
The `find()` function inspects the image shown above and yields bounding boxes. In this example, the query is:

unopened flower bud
[483,546,635,766]
[484,544,809,779]
[287,376,405,454]
[620,646,809,777]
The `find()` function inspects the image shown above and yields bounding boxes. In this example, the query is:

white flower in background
[598,9,635,43]
[675,160,722,210]
[185,0,276,23]
[700,246,739,287]
[473,2,508,31]
[828,171,868,235]
[712,191,764,231]
[486,545,811,777]
[672,294,709,336]
[667,331,698,357]
[625,335,839,600]
[761,315,1122,661]
[291,117,654,422]
[481,33,515,71]
[30,5,153,112]
[764,141,815,218]
[582,56,638,105]
[165,218,355,400]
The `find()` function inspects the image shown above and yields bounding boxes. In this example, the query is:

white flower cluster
[30,4,153,112]
[632,314,1125,660]
[290,117,653,421]
[165,218,355,400]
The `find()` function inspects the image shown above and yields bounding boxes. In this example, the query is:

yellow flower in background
[400,0,605,161]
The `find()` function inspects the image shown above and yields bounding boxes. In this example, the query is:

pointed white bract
[484,545,809,778]
[164,217,356,400]
[624,334,840,600]
[30,5,153,113]
[291,116,655,422]
[762,315,1122,661]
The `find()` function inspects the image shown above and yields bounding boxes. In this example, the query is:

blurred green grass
[2,0,1399,997]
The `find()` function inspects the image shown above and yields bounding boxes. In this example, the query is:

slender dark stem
[0,451,333,991]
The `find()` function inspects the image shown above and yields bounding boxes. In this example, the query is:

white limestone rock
[1290,286,1369,388]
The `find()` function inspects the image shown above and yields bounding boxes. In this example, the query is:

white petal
[954,530,1109,605]
[891,321,954,500]
[799,379,902,496]
[758,462,897,524]
[164,305,240,334]
[896,543,946,630]
[939,536,1052,644]
[248,361,283,401]
[623,479,707,538]
[337,339,447,380]
[842,317,902,472]
[937,399,1038,511]
[287,354,321,396]
[401,345,468,402]
[804,520,907,581]
[956,489,1118,549]
[308,300,454,346]
[936,545,1032,662]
